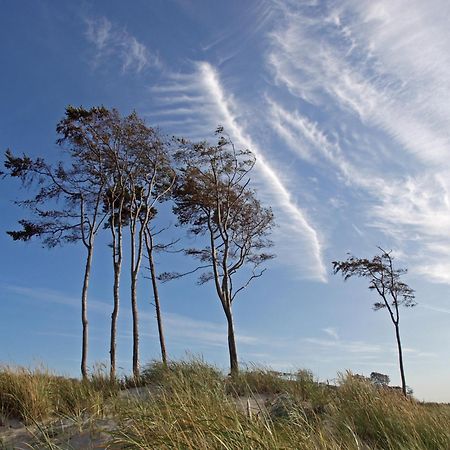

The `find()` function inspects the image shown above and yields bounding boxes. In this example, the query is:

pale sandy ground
[0,416,118,449]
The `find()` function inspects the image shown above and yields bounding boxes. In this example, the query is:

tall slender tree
[119,115,175,378]
[97,111,130,381]
[143,224,179,367]
[4,105,110,378]
[103,183,129,380]
[332,248,416,396]
[169,127,275,375]
[4,106,175,379]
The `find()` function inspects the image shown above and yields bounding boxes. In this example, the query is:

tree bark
[225,306,239,375]
[131,276,140,378]
[109,215,123,381]
[146,232,167,366]
[395,323,407,396]
[129,211,141,379]
[109,256,122,380]
[81,244,93,379]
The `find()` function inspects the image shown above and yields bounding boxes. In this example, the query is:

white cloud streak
[304,337,382,354]
[147,62,328,281]
[196,62,327,281]
[85,16,160,73]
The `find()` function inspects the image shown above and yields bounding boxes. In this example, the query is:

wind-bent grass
[1,360,449,449]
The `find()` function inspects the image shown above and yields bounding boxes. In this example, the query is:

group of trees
[4,106,275,379]
[4,106,417,396]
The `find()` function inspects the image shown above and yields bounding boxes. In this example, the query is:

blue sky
[1,0,449,402]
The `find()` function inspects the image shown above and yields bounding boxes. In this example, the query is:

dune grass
[1,360,449,449]
[0,364,118,424]
[110,360,450,449]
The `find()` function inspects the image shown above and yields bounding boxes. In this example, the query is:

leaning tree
[332,248,416,396]
[169,127,275,375]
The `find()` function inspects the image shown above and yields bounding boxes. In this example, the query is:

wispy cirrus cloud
[419,303,450,315]
[121,311,261,349]
[4,284,111,314]
[3,283,260,350]
[147,63,327,281]
[323,327,339,340]
[265,0,450,284]
[304,337,382,354]
[269,1,450,165]
[197,62,327,281]
[85,16,160,73]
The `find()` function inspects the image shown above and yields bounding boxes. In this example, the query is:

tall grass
[0,365,118,424]
[1,360,449,449]
[111,360,450,450]
[329,373,450,450]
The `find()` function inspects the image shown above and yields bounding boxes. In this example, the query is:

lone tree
[170,127,275,375]
[332,248,416,396]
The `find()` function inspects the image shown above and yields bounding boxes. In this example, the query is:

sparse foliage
[170,127,275,374]
[333,248,416,396]
[4,107,112,378]
[4,106,176,381]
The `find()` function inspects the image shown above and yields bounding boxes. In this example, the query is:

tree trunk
[147,238,167,366]
[109,258,121,380]
[131,272,140,379]
[129,218,141,380]
[395,323,407,396]
[225,306,239,375]
[81,244,93,379]
[109,214,123,381]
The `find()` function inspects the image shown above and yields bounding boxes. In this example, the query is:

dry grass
[0,365,118,424]
[1,360,449,449]
[111,360,450,449]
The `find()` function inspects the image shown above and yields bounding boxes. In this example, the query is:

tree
[78,107,174,380]
[144,225,170,366]
[56,106,124,379]
[170,127,275,375]
[94,108,131,381]
[370,371,390,387]
[59,108,174,379]
[104,184,127,380]
[5,106,175,380]
[119,114,175,378]
[332,248,416,396]
[4,106,111,378]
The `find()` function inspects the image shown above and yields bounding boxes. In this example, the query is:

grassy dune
[1,360,449,449]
